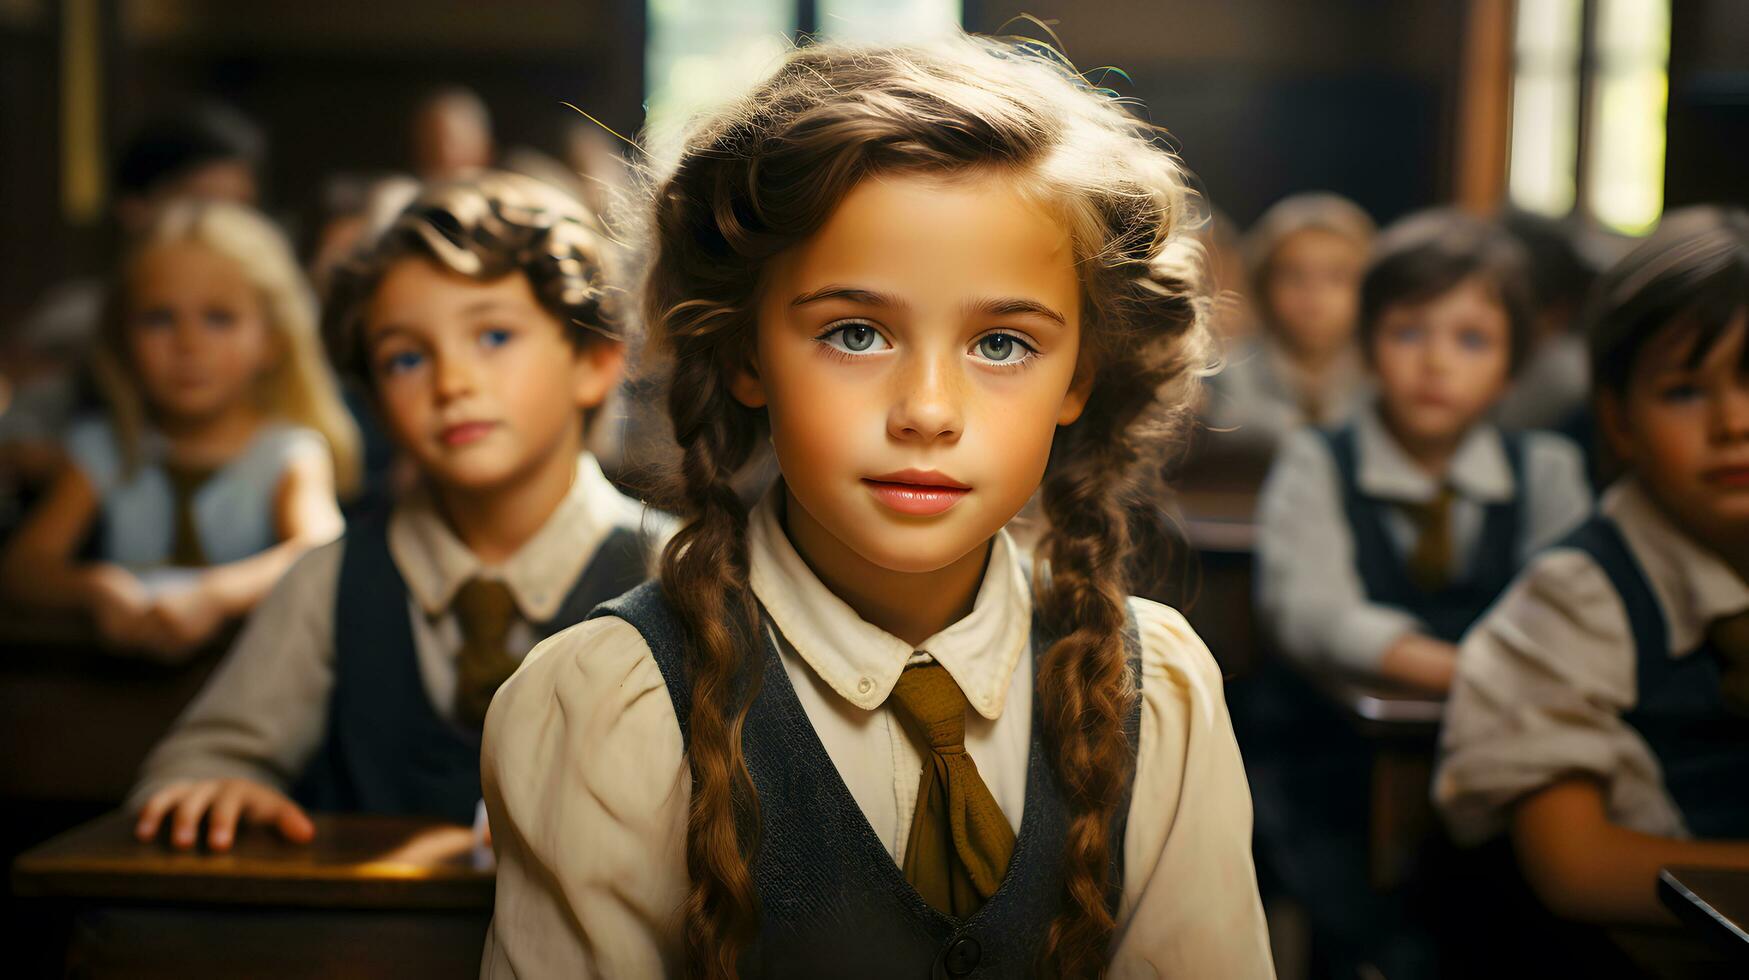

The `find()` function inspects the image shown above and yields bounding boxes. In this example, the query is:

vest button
[944,935,981,976]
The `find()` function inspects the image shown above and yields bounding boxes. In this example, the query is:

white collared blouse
[479,488,1275,979]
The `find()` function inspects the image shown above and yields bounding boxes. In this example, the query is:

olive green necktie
[452,579,519,729]
[1707,610,1749,715]
[888,662,1016,919]
[164,463,215,567]
[1407,485,1457,593]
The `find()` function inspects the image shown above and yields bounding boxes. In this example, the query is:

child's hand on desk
[1379,633,1460,694]
[137,583,229,661]
[134,778,316,851]
[82,564,156,649]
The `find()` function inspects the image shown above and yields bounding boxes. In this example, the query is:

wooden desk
[1307,668,1446,891]
[1661,867,1749,959]
[13,810,494,978]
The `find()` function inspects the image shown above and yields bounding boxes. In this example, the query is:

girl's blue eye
[480,328,513,349]
[136,308,175,330]
[821,322,889,355]
[972,332,1035,365]
[204,308,238,330]
[381,350,425,375]
[1391,324,1428,344]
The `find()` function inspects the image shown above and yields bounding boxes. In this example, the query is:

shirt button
[857,677,873,694]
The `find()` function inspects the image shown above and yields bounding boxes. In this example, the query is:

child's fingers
[206,784,247,851]
[168,783,221,850]
[272,799,316,844]
[134,784,189,841]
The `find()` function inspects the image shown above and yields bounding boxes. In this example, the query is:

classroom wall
[1666,1,1749,211]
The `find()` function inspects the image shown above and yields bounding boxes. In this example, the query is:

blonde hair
[94,199,362,494]
[639,32,1211,979]
[1242,191,1376,304]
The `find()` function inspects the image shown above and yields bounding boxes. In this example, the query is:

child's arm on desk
[0,461,158,647]
[130,541,342,850]
[146,441,342,655]
[1513,777,1749,924]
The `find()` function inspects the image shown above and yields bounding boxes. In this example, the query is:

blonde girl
[482,34,1272,979]
[1,200,359,659]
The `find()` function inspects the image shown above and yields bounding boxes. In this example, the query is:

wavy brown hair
[637,33,1211,979]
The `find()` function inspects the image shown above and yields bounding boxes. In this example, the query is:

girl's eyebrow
[790,285,907,310]
[966,296,1067,327]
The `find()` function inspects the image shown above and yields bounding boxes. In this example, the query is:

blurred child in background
[1257,210,1590,693]
[1493,208,1597,435]
[1203,192,1375,451]
[0,200,358,658]
[1437,207,1749,927]
[127,172,661,849]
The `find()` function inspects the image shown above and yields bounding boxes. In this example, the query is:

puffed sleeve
[1110,598,1275,979]
[479,616,691,979]
[1433,548,1681,844]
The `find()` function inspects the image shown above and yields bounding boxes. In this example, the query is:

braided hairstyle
[636,33,1212,979]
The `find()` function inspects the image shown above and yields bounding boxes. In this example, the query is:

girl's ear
[570,340,629,410]
[1596,388,1635,465]
[1056,359,1095,426]
[729,351,769,409]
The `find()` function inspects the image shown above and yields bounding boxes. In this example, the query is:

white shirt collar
[1352,400,1514,504]
[1604,478,1749,658]
[389,452,629,623]
[746,486,1032,721]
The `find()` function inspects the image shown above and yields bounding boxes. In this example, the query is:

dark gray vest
[592,582,1143,979]
[293,514,648,825]
[1322,425,1527,643]
[1557,515,1749,838]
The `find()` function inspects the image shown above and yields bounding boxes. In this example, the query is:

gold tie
[1407,485,1457,593]
[164,463,215,567]
[452,579,518,729]
[1707,610,1749,715]
[888,663,1016,919]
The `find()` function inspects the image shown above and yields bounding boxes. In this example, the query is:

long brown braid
[636,33,1211,979]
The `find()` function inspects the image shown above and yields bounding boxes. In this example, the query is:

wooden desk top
[13,811,494,910]
[1661,867,1749,954]
[1307,668,1445,737]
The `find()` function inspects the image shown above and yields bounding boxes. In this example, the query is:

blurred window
[1508,0,1670,235]
[643,0,960,158]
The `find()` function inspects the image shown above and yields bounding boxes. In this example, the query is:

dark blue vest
[1556,516,1749,839]
[294,514,648,825]
[593,582,1143,979]
[1322,425,1527,643]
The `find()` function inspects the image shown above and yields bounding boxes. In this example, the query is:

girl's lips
[440,421,499,446]
[863,479,971,516]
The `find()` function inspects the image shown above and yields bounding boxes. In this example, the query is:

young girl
[482,35,1272,980]
[0,201,359,659]
[1202,192,1375,452]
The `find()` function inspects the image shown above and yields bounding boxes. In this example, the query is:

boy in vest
[1256,209,1591,694]
[1436,206,1749,924]
[131,173,661,848]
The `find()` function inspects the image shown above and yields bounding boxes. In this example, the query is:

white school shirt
[1435,478,1749,844]
[1255,401,1592,674]
[479,487,1275,979]
[128,452,662,807]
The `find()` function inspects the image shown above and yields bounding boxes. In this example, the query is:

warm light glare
[815,0,961,42]
[1508,0,1582,217]
[1587,0,1670,235]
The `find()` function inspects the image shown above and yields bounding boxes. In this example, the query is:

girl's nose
[887,350,964,444]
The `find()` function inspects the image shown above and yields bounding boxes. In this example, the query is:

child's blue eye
[204,308,238,330]
[380,350,425,375]
[819,322,890,355]
[135,308,175,330]
[1391,324,1428,344]
[972,332,1036,365]
[480,328,514,349]
[1456,329,1494,352]
[1658,382,1704,403]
